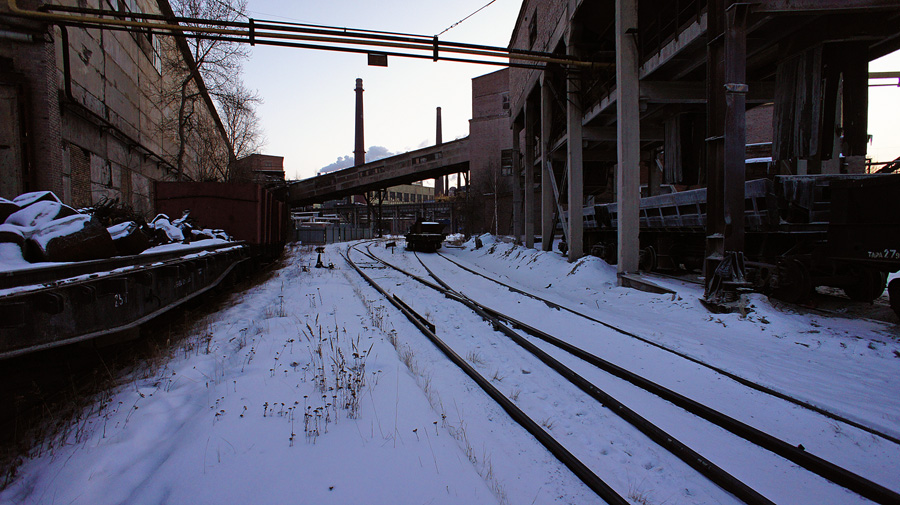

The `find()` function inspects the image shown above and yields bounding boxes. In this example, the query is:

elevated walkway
[288,138,469,205]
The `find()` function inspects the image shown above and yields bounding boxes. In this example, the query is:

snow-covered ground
[2,237,898,505]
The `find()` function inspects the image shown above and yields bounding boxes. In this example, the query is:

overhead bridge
[287,138,469,205]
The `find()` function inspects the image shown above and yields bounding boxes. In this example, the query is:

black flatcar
[577,174,899,307]
[405,219,446,252]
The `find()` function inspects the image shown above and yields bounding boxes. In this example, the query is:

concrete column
[524,97,536,249]
[540,76,555,252]
[512,120,523,240]
[566,46,584,262]
[615,0,640,276]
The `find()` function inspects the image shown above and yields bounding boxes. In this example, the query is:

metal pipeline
[6,0,599,69]
[40,3,564,61]
[0,28,35,42]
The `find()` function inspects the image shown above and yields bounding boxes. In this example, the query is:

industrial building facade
[0,0,230,214]
[505,0,900,277]
[468,68,516,235]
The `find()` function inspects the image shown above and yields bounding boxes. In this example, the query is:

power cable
[437,0,497,36]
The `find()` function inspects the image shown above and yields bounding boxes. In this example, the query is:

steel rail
[356,244,774,504]
[408,252,775,505]
[363,245,900,504]
[464,286,900,505]
[436,251,900,447]
[342,243,629,505]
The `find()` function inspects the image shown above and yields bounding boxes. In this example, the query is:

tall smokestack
[435,107,444,196]
[436,107,442,146]
[354,78,365,167]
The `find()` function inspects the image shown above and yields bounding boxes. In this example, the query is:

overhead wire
[437,0,498,36]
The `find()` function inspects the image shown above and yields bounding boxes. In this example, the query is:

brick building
[0,0,231,215]
[468,68,516,235]
[230,153,285,185]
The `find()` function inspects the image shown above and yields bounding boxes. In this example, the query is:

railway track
[345,240,900,505]
[433,251,900,447]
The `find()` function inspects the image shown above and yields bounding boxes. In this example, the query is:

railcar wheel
[772,259,812,303]
[843,268,886,302]
[889,278,900,318]
[639,246,657,272]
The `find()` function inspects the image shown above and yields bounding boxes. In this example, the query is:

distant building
[384,182,434,204]
[230,154,285,185]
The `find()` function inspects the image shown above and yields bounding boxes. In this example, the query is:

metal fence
[294,225,372,245]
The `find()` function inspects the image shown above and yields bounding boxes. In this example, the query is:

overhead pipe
[6,0,602,69]
[50,20,546,70]
[41,3,563,61]
[0,28,36,42]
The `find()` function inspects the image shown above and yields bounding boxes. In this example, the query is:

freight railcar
[577,174,899,307]
[0,182,288,359]
[155,182,288,262]
[405,219,447,252]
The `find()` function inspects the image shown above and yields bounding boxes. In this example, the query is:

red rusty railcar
[155,182,287,260]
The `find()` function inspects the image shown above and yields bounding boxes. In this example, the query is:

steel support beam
[540,76,555,252]
[705,0,726,290]
[704,0,749,300]
[616,0,640,276]
[723,4,748,253]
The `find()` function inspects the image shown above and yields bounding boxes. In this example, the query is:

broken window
[501,149,514,176]
[528,13,537,48]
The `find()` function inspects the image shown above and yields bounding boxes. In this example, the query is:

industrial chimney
[354,78,365,167]
[435,106,444,196]
[436,106,442,146]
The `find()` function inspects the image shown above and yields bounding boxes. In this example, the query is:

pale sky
[241,0,522,181]
[241,1,900,181]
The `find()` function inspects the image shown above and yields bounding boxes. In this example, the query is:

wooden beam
[640,81,775,103]
[583,126,664,142]
[639,13,707,79]
[583,81,774,123]
[753,0,900,13]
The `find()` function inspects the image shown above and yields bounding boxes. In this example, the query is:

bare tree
[217,81,266,171]
[195,117,231,180]
[162,0,250,180]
